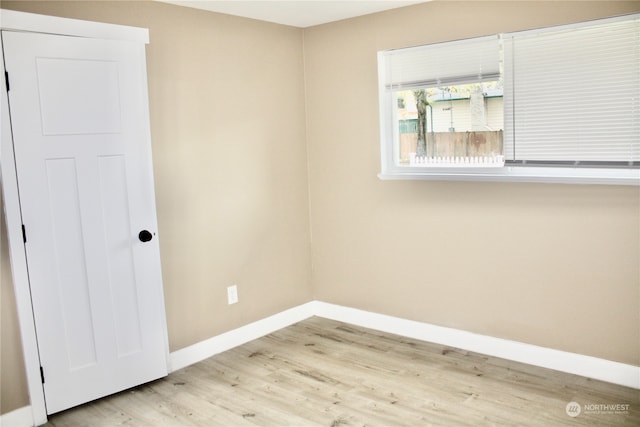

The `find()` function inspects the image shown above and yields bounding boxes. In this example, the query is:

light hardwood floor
[46,317,639,426]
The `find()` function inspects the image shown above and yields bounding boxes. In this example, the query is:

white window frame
[378,14,640,186]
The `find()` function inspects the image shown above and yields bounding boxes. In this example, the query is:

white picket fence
[408,153,505,167]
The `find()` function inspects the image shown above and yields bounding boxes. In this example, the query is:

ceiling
[155,1,428,28]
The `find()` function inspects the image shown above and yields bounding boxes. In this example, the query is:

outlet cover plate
[227,285,238,305]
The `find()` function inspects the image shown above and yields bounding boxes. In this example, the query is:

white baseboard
[168,301,318,372]
[313,301,640,390]
[0,405,33,427]
[168,300,640,390]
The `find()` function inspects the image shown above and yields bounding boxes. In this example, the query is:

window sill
[378,166,640,186]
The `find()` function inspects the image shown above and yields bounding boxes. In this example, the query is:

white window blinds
[382,35,502,90]
[503,15,640,165]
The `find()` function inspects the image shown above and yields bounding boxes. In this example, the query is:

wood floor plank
[46,317,640,426]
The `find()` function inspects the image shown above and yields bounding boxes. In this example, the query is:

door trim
[0,9,148,43]
[1,10,153,425]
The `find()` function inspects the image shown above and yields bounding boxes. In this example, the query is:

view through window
[395,81,504,166]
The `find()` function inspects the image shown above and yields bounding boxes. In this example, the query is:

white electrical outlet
[227,285,238,305]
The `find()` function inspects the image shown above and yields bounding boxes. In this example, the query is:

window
[380,35,504,168]
[378,14,640,185]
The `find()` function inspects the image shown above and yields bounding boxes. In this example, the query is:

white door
[2,30,168,414]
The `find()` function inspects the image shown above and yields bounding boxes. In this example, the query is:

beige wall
[1,0,639,417]
[0,0,312,414]
[1,189,29,414]
[304,0,640,366]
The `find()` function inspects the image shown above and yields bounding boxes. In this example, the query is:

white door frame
[0,10,158,425]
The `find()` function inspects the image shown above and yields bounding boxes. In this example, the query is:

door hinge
[40,366,45,384]
[21,224,26,243]
[4,71,9,92]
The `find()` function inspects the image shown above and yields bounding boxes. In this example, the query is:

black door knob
[139,230,153,242]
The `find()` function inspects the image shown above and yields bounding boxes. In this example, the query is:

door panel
[37,58,122,135]
[2,30,168,414]
[46,158,98,370]
[97,155,143,357]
